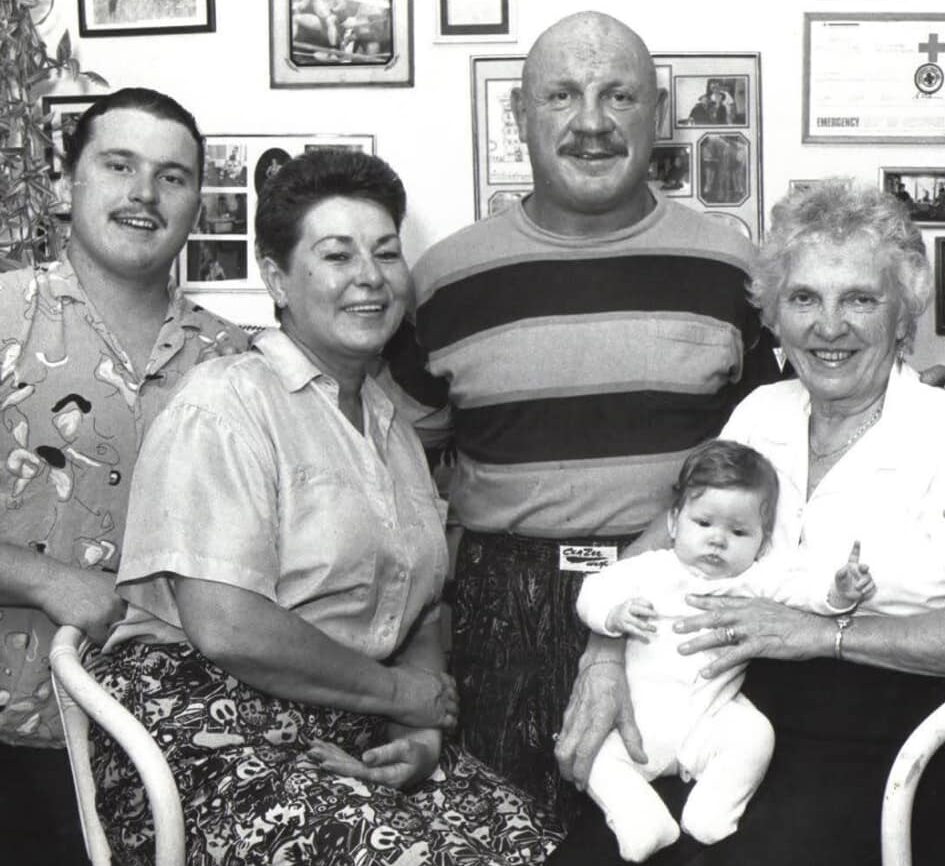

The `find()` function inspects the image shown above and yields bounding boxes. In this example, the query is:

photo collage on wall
[472,52,763,240]
[180,134,375,292]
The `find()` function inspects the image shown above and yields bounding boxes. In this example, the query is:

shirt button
[107,470,122,486]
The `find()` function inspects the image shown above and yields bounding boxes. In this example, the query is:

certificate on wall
[803,13,945,143]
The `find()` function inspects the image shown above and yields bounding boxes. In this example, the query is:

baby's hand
[605,597,658,641]
[830,540,876,609]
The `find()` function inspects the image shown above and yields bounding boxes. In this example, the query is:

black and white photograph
[435,0,515,42]
[648,144,691,197]
[270,0,413,86]
[14,8,945,866]
[655,64,672,139]
[880,168,945,225]
[253,148,291,193]
[203,143,248,187]
[185,239,248,283]
[78,0,215,36]
[698,132,749,205]
[675,75,748,127]
[196,193,248,235]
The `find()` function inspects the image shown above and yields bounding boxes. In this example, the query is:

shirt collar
[252,327,356,395]
[252,328,395,432]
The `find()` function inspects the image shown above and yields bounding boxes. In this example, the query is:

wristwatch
[834,615,852,660]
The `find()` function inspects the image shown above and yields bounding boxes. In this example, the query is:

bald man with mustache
[382,10,781,829]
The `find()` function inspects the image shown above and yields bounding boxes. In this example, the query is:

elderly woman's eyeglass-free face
[775,235,908,413]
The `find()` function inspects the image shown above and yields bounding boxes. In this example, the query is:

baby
[576,439,874,862]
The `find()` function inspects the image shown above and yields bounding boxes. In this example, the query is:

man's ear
[653,87,669,138]
[510,86,528,144]
[259,256,287,310]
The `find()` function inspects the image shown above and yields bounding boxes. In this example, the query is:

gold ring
[724,626,738,645]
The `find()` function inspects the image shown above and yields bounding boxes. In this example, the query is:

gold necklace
[809,403,884,464]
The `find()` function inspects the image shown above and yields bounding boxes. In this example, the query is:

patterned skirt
[87,641,564,866]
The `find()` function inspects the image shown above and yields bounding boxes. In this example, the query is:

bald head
[521,12,657,101]
[511,11,664,235]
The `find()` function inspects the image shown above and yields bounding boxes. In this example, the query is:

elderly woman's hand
[389,664,458,730]
[674,595,835,678]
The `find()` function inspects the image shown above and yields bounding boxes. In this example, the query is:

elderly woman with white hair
[553,180,945,865]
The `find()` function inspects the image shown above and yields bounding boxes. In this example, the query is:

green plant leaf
[82,71,109,87]
[56,30,71,63]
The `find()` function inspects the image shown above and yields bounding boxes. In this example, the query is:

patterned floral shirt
[0,256,248,746]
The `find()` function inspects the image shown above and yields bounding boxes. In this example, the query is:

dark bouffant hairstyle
[62,87,204,185]
[254,148,407,272]
[671,439,780,540]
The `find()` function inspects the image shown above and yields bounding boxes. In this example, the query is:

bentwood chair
[881,701,945,866]
[49,625,186,866]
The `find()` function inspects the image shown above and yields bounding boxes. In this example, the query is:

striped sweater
[383,194,779,537]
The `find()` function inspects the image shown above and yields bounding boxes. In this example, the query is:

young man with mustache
[382,11,780,828]
[0,88,247,865]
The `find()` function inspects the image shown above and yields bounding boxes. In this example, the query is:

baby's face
[670,486,767,579]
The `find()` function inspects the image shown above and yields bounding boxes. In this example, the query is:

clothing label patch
[558,544,618,573]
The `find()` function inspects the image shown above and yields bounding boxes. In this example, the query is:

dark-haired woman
[88,149,562,865]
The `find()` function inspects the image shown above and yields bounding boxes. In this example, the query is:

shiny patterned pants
[449,530,638,830]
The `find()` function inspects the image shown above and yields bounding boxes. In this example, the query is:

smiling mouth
[343,303,386,314]
[112,215,161,231]
[810,349,856,364]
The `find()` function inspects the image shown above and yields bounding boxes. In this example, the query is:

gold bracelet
[834,615,852,660]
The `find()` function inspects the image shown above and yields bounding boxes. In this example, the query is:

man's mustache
[557,138,628,158]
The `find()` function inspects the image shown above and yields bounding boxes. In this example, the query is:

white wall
[39,0,945,365]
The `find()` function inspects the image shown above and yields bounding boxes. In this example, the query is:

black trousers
[549,658,945,866]
[0,742,90,866]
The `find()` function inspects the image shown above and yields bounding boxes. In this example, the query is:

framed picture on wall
[181,134,375,292]
[41,93,108,214]
[78,0,215,37]
[42,94,103,180]
[936,237,945,335]
[434,0,515,43]
[787,178,852,195]
[879,167,945,225]
[471,53,764,237]
[269,0,413,87]
[803,12,945,143]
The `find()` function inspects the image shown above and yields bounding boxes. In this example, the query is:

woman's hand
[307,729,441,789]
[674,595,834,679]
[389,664,458,729]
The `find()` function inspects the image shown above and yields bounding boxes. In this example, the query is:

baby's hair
[671,439,780,540]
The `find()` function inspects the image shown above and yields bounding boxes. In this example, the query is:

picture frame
[879,167,945,225]
[42,95,102,181]
[936,237,945,336]
[180,134,375,292]
[434,0,515,43]
[78,0,215,37]
[41,94,107,215]
[269,0,413,88]
[788,178,844,195]
[471,52,764,238]
[803,13,945,144]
